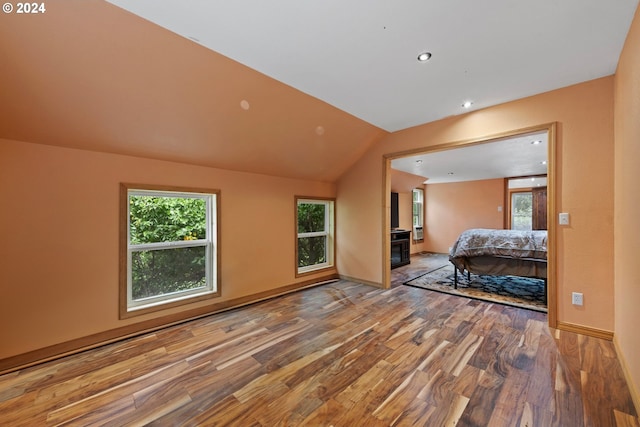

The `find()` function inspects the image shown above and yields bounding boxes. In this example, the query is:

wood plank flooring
[1,255,638,426]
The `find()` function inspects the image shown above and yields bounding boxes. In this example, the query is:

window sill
[296,265,335,278]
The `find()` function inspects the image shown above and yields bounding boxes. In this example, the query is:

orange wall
[337,76,615,331]
[0,139,335,360]
[614,4,640,407]
[424,179,504,254]
[0,0,384,367]
[0,1,385,183]
[390,169,427,195]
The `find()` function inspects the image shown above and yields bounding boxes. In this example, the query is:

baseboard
[0,273,340,376]
[338,274,384,288]
[613,336,640,416]
[556,320,614,341]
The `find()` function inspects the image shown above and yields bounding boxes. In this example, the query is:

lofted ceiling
[106,0,638,132]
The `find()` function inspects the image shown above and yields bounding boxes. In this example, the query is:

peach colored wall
[424,179,504,254]
[390,169,427,194]
[0,139,335,360]
[337,76,615,331]
[614,4,640,407]
[0,0,384,366]
[0,1,385,183]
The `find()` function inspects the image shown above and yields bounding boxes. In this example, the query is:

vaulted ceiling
[105,0,639,132]
[1,0,637,181]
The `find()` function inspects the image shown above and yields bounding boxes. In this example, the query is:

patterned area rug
[403,263,547,313]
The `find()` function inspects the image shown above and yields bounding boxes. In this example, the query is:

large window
[120,184,219,318]
[296,197,335,275]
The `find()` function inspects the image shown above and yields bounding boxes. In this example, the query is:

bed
[448,228,548,298]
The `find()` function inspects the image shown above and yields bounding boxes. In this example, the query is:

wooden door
[532,187,547,230]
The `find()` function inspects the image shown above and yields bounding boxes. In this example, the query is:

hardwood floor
[1,255,638,426]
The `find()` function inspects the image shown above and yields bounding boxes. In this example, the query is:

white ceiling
[391,131,548,184]
[106,0,637,132]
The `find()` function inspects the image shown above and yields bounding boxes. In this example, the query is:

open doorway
[383,123,557,327]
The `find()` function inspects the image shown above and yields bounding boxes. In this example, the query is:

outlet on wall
[572,292,584,306]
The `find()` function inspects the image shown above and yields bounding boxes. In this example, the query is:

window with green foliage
[120,184,219,318]
[296,198,335,275]
[511,191,533,230]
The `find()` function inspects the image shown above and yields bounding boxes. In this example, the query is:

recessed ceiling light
[415,160,423,164]
[531,140,542,145]
[417,52,432,62]
[448,172,454,175]
[541,160,547,165]
[462,101,473,109]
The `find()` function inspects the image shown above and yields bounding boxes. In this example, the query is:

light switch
[559,212,570,225]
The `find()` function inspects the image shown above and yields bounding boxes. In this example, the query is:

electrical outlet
[572,292,583,306]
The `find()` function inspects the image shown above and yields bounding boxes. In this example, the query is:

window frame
[295,197,336,276]
[119,183,221,319]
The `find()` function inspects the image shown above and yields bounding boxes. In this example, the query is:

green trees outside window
[296,198,335,274]
[297,202,327,268]
[129,195,208,300]
[121,184,218,316]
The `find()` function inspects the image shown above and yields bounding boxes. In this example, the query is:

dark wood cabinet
[391,230,411,269]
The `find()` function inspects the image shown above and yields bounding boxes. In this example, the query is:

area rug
[403,263,547,313]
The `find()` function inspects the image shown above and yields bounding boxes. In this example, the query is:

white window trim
[125,188,218,314]
[296,198,335,275]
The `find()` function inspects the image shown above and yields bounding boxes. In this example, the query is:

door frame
[382,122,558,327]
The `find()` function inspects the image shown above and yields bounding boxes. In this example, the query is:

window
[412,188,424,228]
[120,184,219,318]
[412,188,424,240]
[510,191,533,230]
[296,197,335,275]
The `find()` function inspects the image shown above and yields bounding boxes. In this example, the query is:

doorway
[383,123,557,327]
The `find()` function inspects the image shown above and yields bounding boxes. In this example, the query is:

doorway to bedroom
[384,123,556,326]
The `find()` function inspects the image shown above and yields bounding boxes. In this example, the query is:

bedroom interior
[388,126,552,315]
[2,0,640,424]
